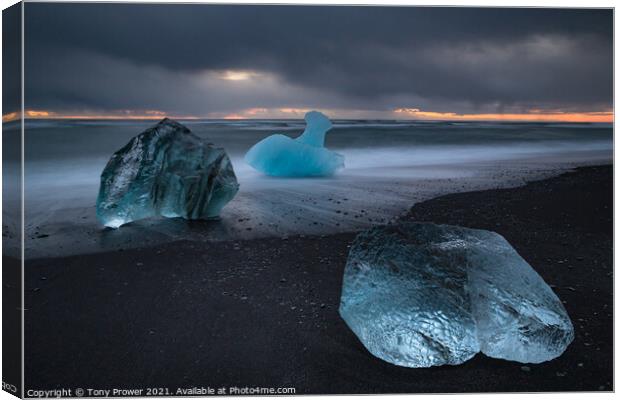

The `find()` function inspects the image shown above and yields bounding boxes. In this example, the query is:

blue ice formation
[339,223,574,368]
[96,118,239,228]
[244,111,344,177]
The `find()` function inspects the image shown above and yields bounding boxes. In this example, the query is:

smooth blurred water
[17,119,612,258]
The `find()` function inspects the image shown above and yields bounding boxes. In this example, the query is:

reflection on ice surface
[19,119,612,258]
[339,223,574,367]
[96,119,239,228]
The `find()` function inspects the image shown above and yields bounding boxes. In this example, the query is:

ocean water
[7,119,612,258]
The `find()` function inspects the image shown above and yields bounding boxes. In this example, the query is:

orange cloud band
[2,109,199,121]
[3,108,614,123]
[394,108,613,123]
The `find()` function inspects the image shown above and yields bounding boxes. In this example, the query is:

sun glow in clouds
[393,108,613,123]
[211,107,312,120]
[216,70,262,81]
[2,112,20,122]
[5,107,613,123]
[5,109,199,120]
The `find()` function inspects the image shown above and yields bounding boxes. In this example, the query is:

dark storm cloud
[3,3,21,114]
[24,4,613,115]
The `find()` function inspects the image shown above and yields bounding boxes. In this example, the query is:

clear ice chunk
[244,111,344,177]
[96,118,239,228]
[339,222,574,368]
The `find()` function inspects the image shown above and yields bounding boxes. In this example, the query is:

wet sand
[24,165,612,394]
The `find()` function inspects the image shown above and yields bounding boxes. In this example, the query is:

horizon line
[2,109,614,124]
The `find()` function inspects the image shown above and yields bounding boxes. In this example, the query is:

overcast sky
[22,4,613,119]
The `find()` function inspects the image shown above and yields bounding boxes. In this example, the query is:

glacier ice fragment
[96,118,239,228]
[339,222,574,368]
[244,111,344,177]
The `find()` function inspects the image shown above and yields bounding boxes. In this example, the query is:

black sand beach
[24,165,612,394]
